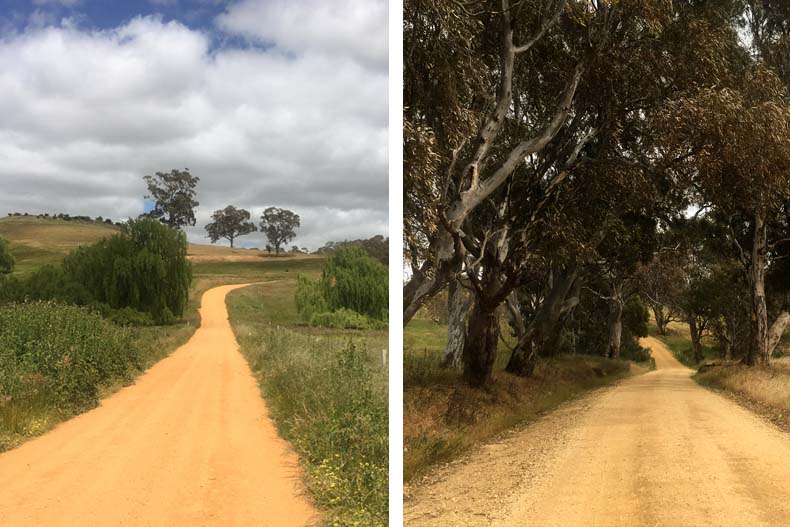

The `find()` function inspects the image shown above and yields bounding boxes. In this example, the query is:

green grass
[227,282,388,527]
[648,322,718,367]
[403,315,648,481]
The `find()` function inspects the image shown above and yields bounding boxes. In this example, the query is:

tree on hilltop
[205,206,256,248]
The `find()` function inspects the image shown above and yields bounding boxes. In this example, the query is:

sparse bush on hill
[295,246,388,329]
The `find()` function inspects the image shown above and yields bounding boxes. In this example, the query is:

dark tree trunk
[505,265,579,374]
[462,300,501,386]
[746,212,769,366]
[440,277,471,369]
[724,318,735,361]
[689,317,704,364]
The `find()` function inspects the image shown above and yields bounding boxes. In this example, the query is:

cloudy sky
[0,0,388,250]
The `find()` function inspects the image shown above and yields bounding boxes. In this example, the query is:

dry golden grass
[186,243,320,263]
[0,216,320,271]
[696,357,790,430]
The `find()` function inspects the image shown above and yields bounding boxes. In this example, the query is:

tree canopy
[205,205,256,248]
[143,169,200,229]
[260,207,300,256]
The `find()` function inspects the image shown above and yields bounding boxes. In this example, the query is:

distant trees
[0,237,14,274]
[317,235,388,265]
[260,207,300,256]
[204,206,256,248]
[143,169,200,229]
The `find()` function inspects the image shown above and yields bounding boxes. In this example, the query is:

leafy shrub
[310,308,386,330]
[0,237,14,274]
[107,307,157,327]
[294,275,328,323]
[0,302,140,415]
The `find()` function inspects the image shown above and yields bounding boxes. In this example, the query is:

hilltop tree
[260,207,300,256]
[143,169,200,229]
[204,206,256,248]
[0,237,14,274]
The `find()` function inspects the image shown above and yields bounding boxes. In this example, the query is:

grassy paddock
[404,316,647,482]
[227,281,388,527]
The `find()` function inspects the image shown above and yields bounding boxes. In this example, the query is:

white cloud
[32,0,82,6]
[216,0,387,70]
[0,8,387,251]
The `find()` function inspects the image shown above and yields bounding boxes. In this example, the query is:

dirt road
[405,336,790,527]
[0,284,316,526]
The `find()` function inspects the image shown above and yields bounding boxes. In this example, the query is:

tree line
[404,0,790,386]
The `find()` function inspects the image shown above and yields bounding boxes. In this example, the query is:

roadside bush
[106,307,157,327]
[0,237,14,274]
[310,308,385,330]
[0,302,140,418]
[295,274,328,323]
[295,246,388,330]
[238,326,388,526]
[320,246,387,320]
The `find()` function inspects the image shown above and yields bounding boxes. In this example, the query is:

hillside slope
[0,216,316,274]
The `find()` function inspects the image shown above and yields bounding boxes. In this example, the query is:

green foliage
[321,246,388,320]
[294,274,328,322]
[235,325,387,527]
[260,207,300,256]
[310,308,385,330]
[204,205,256,247]
[62,218,191,324]
[143,168,200,228]
[295,246,388,330]
[564,294,651,361]
[0,302,140,417]
[0,237,14,274]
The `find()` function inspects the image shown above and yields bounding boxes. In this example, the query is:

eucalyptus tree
[657,66,790,366]
[143,169,200,229]
[205,205,256,248]
[404,0,601,326]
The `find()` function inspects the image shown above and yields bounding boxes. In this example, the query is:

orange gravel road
[0,283,316,526]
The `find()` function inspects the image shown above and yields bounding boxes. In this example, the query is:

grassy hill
[0,216,317,275]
